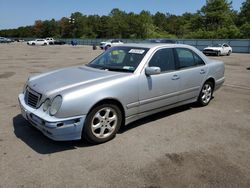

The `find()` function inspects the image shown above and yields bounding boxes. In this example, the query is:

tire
[217,51,221,56]
[227,51,231,56]
[32,43,35,45]
[197,81,214,106]
[83,103,122,144]
[104,45,111,50]
[44,43,47,45]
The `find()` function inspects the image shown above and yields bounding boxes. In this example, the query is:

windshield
[211,44,222,47]
[87,47,149,72]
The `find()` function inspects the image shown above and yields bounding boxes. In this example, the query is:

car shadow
[119,104,193,133]
[13,103,198,154]
[13,114,93,154]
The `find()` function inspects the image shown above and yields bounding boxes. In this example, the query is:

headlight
[43,99,51,112]
[23,77,30,93]
[23,83,27,94]
[49,95,62,116]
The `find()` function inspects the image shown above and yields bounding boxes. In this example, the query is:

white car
[203,43,232,56]
[27,39,49,46]
[46,38,55,45]
[0,37,12,43]
[100,39,123,50]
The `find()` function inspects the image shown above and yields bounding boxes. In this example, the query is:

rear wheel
[105,45,111,50]
[197,81,214,106]
[217,51,221,56]
[83,104,122,144]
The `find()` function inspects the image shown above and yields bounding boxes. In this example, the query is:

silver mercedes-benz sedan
[18,44,225,143]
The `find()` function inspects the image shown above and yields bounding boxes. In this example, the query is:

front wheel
[227,50,231,56]
[217,51,221,56]
[83,104,122,144]
[197,81,214,106]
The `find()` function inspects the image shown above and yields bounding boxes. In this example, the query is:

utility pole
[68,17,75,38]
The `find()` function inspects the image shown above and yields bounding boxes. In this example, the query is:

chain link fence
[19,38,250,53]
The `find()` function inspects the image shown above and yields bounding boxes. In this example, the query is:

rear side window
[194,53,205,65]
[148,48,176,72]
[175,48,205,68]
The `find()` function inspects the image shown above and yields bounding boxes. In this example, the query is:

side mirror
[145,67,161,76]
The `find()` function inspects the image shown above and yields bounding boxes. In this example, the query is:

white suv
[203,43,232,56]
[46,38,55,45]
[100,39,123,50]
[27,39,49,46]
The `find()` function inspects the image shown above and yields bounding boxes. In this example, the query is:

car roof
[118,43,191,49]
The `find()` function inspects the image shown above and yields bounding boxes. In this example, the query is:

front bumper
[100,44,105,49]
[18,93,86,141]
[203,50,219,55]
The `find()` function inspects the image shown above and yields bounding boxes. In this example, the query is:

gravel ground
[0,43,250,188]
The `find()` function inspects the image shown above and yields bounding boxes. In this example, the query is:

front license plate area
[30,114,43,125]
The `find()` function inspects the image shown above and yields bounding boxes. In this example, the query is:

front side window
[148,48,176,72]
[88,47,149,72]
[212,44,222,47]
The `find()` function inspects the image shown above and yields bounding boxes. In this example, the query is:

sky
[0,0,245,29]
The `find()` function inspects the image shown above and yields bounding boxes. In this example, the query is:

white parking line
[223,84,250,91]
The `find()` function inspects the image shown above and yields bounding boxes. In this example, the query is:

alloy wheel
[201,84,212,104]
[91,107,118,139]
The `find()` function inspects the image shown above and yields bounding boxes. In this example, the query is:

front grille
[24,88,42,108]
[203,49,214,52]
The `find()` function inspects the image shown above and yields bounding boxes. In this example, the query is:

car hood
[204,47,222,51]
[28,66,128,96]
[100,42,109,44]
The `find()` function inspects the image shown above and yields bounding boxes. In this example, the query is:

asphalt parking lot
[0,43,250,188]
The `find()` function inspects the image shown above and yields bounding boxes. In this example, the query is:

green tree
[238,0,250,24]
[200,0,234,30]
[240,23,250,38]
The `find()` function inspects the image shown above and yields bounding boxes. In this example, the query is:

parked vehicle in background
[203,43,232,56]
[146,39,178,44]
[100,39,123,49]
[0,37,12,43]
[71,40,77,46]
[27,39,49,46]
[19,43,225,144]
[46,38,55,45]
[14,38,25,42]
[53,40,66,45]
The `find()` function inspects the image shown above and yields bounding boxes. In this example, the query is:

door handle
[200,69,206,74]
[172,75,180,80]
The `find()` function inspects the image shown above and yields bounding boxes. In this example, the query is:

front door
[139,48,180,113]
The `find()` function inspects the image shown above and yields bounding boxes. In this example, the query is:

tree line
[1,0,250,39]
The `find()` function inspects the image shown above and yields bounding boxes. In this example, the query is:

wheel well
[205,78,215,89]
[88,99,125,126]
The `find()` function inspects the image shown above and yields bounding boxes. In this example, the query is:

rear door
[139,48,180,113]
[174,48,207,101]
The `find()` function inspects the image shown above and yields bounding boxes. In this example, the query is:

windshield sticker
[123,66,135,70]
[129,49,145,54]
